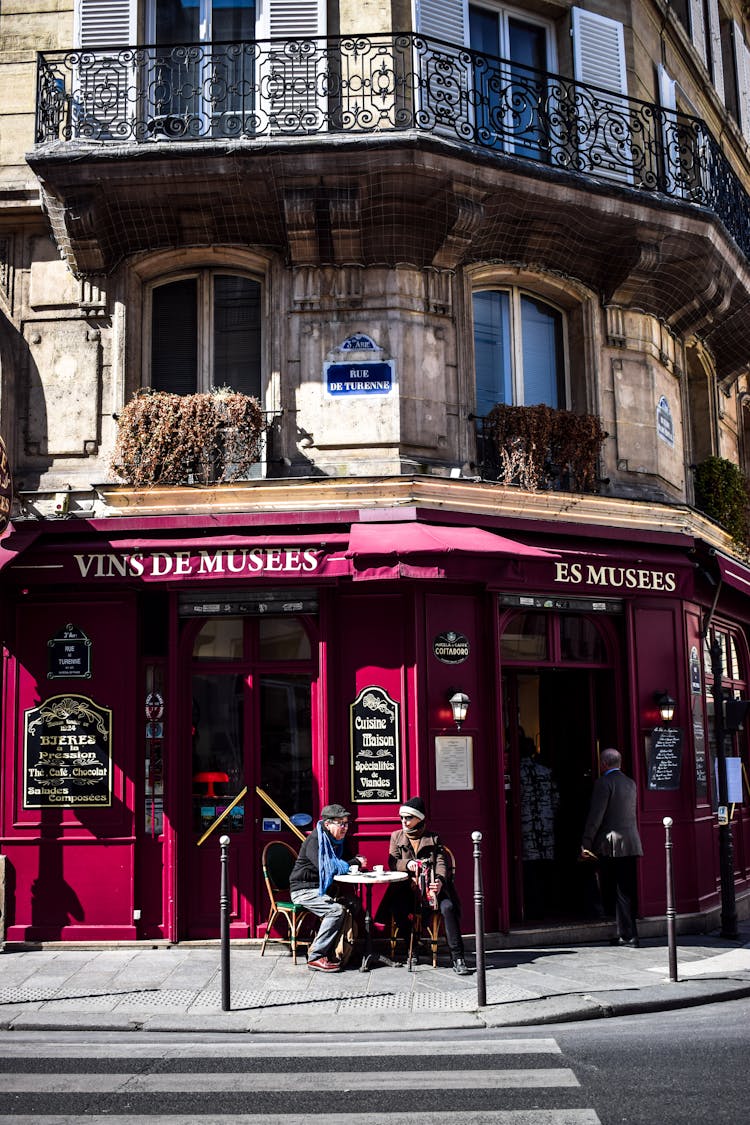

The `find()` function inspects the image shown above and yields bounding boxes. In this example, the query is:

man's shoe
[452,957,471,975]
[611,936,639,948]
[307,956,341,972]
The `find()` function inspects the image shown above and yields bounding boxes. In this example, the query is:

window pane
[728,634,740,680]
[258,617,311,661]
[192,673,244,831]
[213,0,256,40]
[193,618,244,660]
[469,6,500,55]
[500,612,548,661]
[152,279,198,394]
[156,0,199,43]
[213,275,262,397]
[473,290,512,415]
[260,676,313,816]
[560,615,606,662]
[520,294,563,406]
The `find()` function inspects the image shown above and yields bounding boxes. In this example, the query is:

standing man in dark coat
[581,747,643,946]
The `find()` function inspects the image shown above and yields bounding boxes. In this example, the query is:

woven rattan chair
[259,840,312,964]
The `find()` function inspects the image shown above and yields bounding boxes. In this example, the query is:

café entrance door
[499,608,622,926]
[181,614,316,938]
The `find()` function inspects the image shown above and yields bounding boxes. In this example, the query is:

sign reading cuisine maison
[48,624,92,679]
[23,694,112,808]
[350,686,400,803]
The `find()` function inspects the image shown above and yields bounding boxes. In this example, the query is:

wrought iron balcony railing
[472,409,608,494]
[35,32,750,259]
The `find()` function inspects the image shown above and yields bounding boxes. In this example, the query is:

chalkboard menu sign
[647,727,683,790]
[350,686,400,803]
[23,694,112,808]
[48,624,92,679]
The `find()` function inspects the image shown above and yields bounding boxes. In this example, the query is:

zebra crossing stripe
[0,1113,602,1125]
[0,1037,561,1058]
[0,1068,579,1092]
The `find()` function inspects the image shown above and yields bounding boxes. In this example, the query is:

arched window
[149,271,262,398]
[472,288,566,415]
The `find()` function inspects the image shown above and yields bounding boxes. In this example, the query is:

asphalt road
[0,998,748,1123]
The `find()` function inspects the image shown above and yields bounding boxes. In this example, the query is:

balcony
[472,406,607,494]
[28,33,750,379]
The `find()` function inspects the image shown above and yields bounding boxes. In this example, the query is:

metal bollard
[472,831,487,1007]
[220,834,231,1011]
[663,817,678,983]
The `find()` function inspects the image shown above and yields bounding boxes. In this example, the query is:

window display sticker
[435,735,474,791]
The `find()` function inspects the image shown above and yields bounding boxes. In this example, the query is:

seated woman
[384,796,470,975]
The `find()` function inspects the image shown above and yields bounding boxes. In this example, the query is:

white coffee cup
[373,864,385,874]
[349,864,360,873]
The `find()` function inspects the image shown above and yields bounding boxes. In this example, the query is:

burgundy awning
[345,521,557,581]
[716,553,750,597]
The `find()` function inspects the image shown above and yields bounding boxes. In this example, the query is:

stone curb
[2,980,750,1034]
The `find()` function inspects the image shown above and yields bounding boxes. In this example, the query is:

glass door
[469,3,552,158]
[148,0,256,138]
[183,614,315,938]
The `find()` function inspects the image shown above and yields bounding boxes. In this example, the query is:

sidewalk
[2,922,750,1035]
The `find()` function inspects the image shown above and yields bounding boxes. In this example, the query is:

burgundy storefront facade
[1,502,749,943]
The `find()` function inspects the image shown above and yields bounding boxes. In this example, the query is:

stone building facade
[2,1,750,944]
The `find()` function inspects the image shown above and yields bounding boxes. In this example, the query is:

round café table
[335,870,408,971]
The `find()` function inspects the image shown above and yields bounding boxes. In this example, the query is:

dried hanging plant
[484,403,606,492]
[112,388,265,487]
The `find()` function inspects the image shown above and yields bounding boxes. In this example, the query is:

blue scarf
[317,821,351,895]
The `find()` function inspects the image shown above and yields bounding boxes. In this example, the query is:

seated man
[289,802,366,973]
[385,796,470,975]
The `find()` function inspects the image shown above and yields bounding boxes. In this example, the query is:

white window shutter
[414,0,469,46]
[733,21,750,140]
[257,0,326,40]
[76,0,136,47]
[572,7,627,96]
[256,0,327,134]
[73,0,136,138]
[705,0,725,101]
[657,64,677,112]
[688,0,708,68]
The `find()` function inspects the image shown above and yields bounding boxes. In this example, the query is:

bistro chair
[390,847,457,969]
[259,840,312,964]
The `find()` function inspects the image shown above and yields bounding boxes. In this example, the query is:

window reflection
[500,612,548,661]
[260,675,313,817]
[192,618,244,660]
[560,615,606,662]
[259,617,311,661]
[192,673,244,832]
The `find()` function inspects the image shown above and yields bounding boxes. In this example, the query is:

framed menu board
[647,727,683,790]
[350,686,400,803]
[23,694,112,808]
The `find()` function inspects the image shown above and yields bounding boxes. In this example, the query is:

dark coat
[289,828,357,893]
[582,769,643,858]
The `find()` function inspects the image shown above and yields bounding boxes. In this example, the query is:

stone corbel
[431,194,485,271]
[329,190,362,264]
[668,266,735,337]
[284,189,319,266]
[605,239,662,307]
